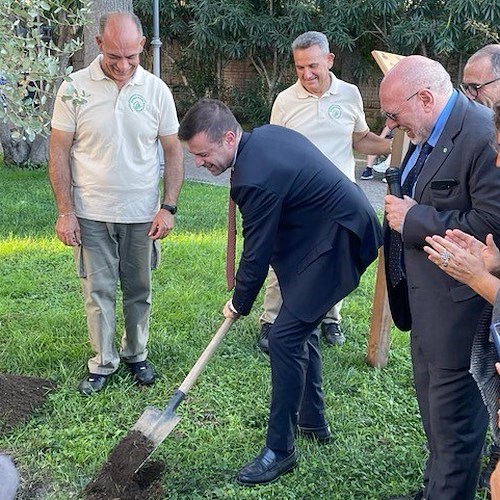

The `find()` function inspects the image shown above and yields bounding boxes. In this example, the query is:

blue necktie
[388,142,433,286]
[402,142,433,196]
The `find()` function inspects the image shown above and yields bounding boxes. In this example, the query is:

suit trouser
[411,335,487,500]
[260,266,342,325]
[266,303,326,453]
[75,219,156,375]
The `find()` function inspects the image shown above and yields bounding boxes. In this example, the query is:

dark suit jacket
[385,93,500,368]
[230,124,382,322]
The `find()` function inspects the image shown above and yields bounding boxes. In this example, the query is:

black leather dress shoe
[297,424,332,444]
[257,322,272,354]
[237,447,297,486]
[78,373,108,396]
[126,360,155,385]
[321,322,345,345]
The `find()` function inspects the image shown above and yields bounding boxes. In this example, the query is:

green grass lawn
[0,166,488,499]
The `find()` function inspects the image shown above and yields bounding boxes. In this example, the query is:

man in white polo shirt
[258,31,391,352]
[48,11,183,395]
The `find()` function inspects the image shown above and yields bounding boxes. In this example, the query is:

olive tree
[0,0,90,166]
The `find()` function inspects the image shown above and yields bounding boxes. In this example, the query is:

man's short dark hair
[178,99,241,143]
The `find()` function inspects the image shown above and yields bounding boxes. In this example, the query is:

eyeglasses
[459,77,500,99]
[381,88,425,122]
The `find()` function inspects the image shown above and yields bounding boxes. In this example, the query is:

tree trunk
[0,122,48,167]
[28,134,49,165]
[83,0,133,67]
[0,122,30,166]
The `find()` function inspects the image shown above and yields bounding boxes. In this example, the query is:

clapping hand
[445,230,500,277]
[424,230,500,285]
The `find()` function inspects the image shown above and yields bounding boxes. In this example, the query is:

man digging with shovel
[178,98,382,486]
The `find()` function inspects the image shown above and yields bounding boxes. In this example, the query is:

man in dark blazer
[178,98,382,486]
[382,55,500,500]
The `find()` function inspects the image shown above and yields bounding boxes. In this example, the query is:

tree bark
[0,122,30,166]
[28,134,49,165]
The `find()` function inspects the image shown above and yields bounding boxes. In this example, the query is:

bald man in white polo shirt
[258,31,391,352]
[49,12,183,395]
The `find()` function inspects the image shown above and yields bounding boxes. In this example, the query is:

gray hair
[292,31,330,54]
[178,99,242,143]
[468,44,500,78]
[99,11,143,37]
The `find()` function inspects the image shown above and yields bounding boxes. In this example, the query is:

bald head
[96,11,145,89]
[381,55,452,101]
[379,56,453,145]
[462,45,500,107]
[99,11,143,37]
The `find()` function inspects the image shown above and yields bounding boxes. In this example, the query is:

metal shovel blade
[132,406,182,446]
[130,318,234,454]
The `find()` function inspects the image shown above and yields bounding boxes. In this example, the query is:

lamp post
[151,0,161,78]
[151,0,165,171]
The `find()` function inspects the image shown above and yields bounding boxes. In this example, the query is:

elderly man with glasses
[380,55,500,500]
[461,44,500,108]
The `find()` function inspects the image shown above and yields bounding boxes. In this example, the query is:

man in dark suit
[178,98,382,486]
[382,55,500,500]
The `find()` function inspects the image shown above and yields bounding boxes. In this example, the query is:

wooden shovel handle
[178,317,235,396]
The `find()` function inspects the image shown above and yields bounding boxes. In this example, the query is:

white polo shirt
[51,56,179,223]
[270,72,368,182]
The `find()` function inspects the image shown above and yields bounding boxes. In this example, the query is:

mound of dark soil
[83,430,165,500]
[0,373,54,432]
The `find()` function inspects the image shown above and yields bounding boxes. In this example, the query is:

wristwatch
[160,203,177,214]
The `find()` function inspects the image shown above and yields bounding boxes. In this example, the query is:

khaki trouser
[259,266,342,325]
[75,219,159,375]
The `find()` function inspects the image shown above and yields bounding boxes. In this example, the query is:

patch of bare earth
[0,373,55,499]
[0,373,54,432]
[83,430,165,500]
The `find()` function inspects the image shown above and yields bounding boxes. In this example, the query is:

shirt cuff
[228,300,238,314]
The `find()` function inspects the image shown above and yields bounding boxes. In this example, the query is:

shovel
[131,317,235,470]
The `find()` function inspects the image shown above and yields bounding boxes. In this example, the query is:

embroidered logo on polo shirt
[328,104,341,120]
[129,94,146,112]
